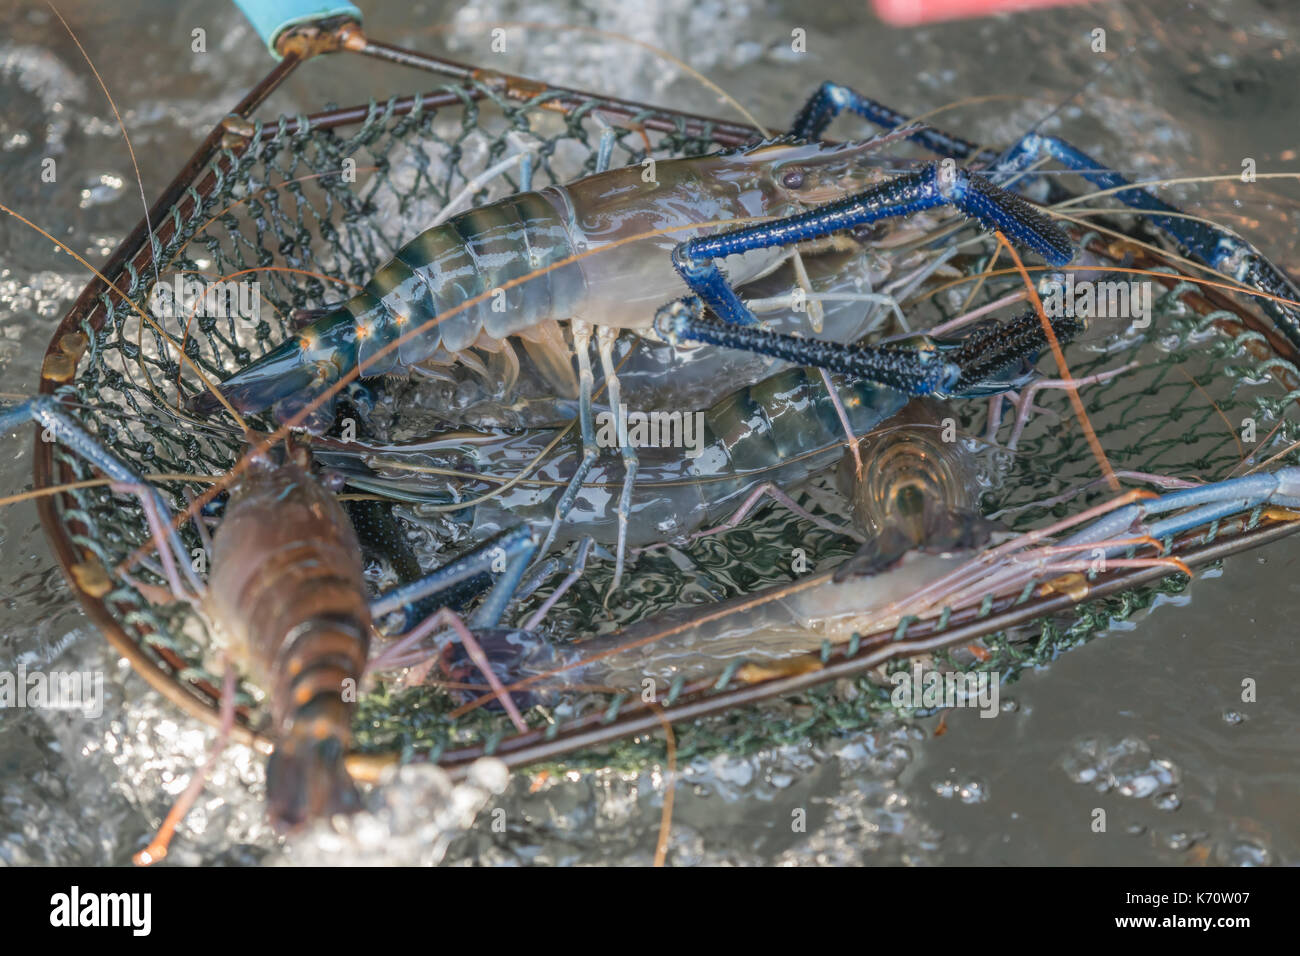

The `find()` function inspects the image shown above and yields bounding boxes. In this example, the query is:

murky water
[1,0,1297,865]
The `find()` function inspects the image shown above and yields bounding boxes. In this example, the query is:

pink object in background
[872,0,1096,26]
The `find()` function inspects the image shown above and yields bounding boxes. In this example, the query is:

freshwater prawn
[189,134,933,427]
[500,423,1300,702]
[371,242,915,433]
[0,394,536,860]
[328,305,1086,557]
[498,397,1002,692]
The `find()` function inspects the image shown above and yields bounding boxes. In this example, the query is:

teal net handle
[231,0,363,57]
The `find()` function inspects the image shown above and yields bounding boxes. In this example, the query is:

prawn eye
[781,168,805,189]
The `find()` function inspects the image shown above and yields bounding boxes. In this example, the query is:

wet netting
[37,59,1300,776]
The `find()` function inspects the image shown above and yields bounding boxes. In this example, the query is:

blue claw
[789,81,1300,354]
[4,395,137,482]
[791,81,992,163]
[657,299,961,397]
[657,159,1072,387]
[671,162,1071,336]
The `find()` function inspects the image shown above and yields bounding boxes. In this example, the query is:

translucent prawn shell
[554,138,895,328]
[350,191,586,367]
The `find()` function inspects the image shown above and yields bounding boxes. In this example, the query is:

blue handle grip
[231,0,363,57]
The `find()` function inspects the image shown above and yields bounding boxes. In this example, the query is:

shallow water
[0,0,1297,865]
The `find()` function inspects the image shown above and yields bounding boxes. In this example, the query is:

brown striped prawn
[188,136,918,429]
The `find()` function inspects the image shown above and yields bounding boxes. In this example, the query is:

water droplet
[1221,841,1271,866]
[932,777,987,803]
[1153,791,1181,812]
[1062,736,1181,806]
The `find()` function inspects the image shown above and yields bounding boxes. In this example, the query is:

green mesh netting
[44,75,1300,769]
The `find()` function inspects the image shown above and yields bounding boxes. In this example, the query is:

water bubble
[1219,840,1271,866]
[1062,736,1182,807]
[278,758,507,865]
[768,771,795,790]
[77,172,125,208]
[932,777,987,804]
[1153,791,1181,812]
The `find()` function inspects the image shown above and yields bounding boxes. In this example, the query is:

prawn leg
[468,524,536,629]
[369,525,536,629]
[688,481,863,545]
[134,663,238,865]
[370,528,537,727]
[997,131,1300,348]
[662,299,1084,399]
[658,304,962,394]
[596,325,637,597]
[537,319,600,560]
[1064,469,1300,554]
[791,82,992,162]
[523,536,596,630]
[534,127,627,574]
[578,126,640,598]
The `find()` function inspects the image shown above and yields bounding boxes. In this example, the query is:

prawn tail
[264,619,370,831]
[187,308,361,432]
[265,728,362,832]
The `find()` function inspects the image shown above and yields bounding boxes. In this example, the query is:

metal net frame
[31,36,1300,779]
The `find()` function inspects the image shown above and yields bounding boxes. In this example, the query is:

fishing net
[35,47,1300,777]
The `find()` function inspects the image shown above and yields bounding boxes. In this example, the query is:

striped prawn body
[346,192,588,388]
[193,140,896,427]
[205,443,371,830]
